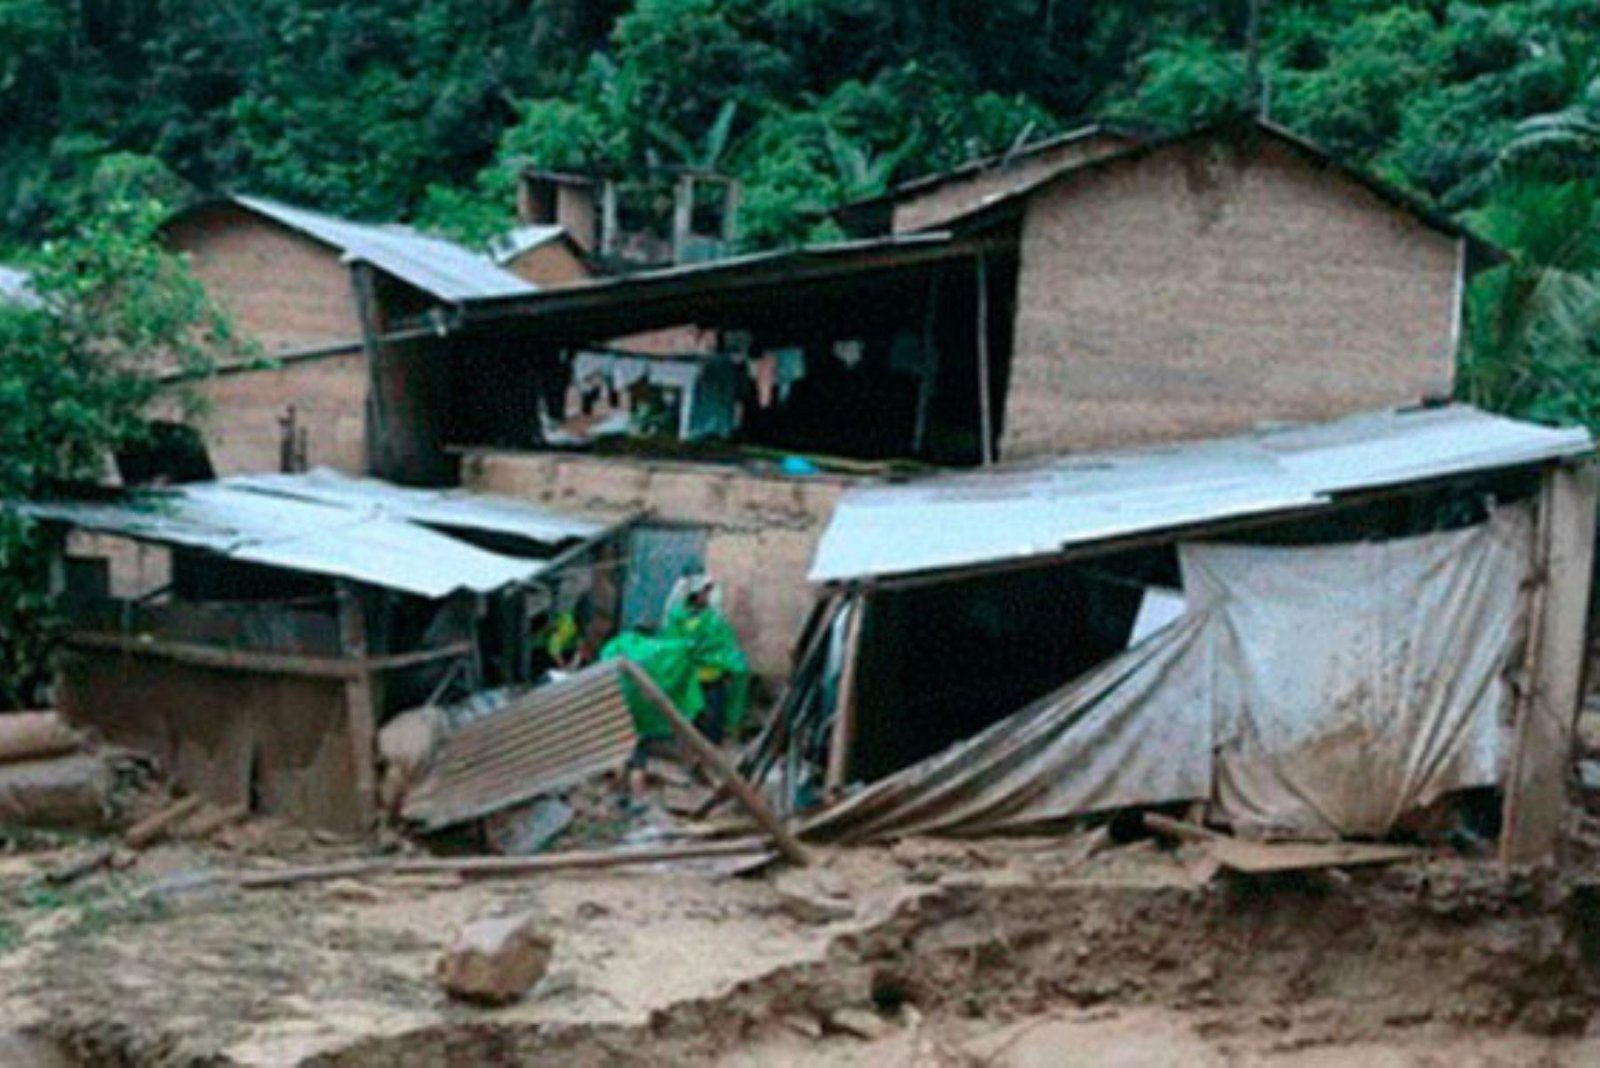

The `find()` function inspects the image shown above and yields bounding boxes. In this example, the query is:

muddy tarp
[804,507,1531,843]
[801,612,1216,842]
[1201,506,1532,838]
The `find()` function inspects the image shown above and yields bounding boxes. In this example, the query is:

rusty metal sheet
[403,661,637,831]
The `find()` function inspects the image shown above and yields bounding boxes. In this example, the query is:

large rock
[435,914,553,1005]
[377,706,444,815]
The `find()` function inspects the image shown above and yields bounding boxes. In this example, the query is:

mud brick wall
[165,205,363,355]
[1003,138,1460,459]
[892,131,1127,233]
[506,239,591,288]
[166,353,369,476]
[463,451,853,682]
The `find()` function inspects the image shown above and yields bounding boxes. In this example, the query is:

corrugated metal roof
[232,196,536,303]
[223,468,607,546]
[403,661,637,831]
[810,405,1594,584]
[20,476,616,598]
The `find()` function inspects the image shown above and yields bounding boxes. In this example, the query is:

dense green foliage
[0,198,239,705]
[0,0,1597,422]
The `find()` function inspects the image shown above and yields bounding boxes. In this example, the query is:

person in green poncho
[662,574,747,746]
[601,572,749,807]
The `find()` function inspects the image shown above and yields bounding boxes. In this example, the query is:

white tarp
[803,507,1533,843]
[1193,506,1533,838]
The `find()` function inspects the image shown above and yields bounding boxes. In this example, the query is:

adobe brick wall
[166,205,362,355]
[1003,138,1460,458]
[171,353,369,476]
[462,451,852,681]
[506,240,592,288]
[892,132,1128,233]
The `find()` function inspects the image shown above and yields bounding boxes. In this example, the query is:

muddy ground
[1,827,1599,1066]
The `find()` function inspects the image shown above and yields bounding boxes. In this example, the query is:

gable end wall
[1004,139,1460,457]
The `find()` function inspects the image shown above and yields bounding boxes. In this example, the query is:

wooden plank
[1207,838,1417,875]
[825,594,868,794]
[619,661,811,867]
[1502,461,1600,866]
[124,796,205,849]
[234,837,772,889]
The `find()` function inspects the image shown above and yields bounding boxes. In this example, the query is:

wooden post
[826,593,868,794]
[975,253,995,466]
[618,661,810,866]
[338,584,380,832]
[913,271,940,455]
[350,261,387,478]
[1502,461,1599,866]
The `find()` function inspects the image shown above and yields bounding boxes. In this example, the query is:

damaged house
[425,119,1494,680]
[21,471,626,831]
[160,195,582,481]
[770,404,1595,865]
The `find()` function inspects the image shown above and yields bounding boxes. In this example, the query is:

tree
[1459,179,1600,433]
[0,197,240,706]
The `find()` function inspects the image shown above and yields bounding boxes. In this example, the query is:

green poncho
[602,606,749,739]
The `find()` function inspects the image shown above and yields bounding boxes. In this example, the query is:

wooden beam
[975,252,994,466]
[349,261,387,478]
[1502,461,1599,866]
[338,585,380,832]
[64,632,473,680]
[825,594,868,794]
[618,661,810,866]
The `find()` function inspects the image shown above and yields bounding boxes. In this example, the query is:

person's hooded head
[685,573,716,611]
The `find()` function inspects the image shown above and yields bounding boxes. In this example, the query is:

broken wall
[58,651,365,832]
[462,450,851,681]
[1004,137,1460,458]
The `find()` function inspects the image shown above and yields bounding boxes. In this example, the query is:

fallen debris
[124,795,204,849]
[436,913,553,1005]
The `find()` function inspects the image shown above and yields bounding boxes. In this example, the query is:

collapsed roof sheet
[233,196,536,303]
[223,468,607,546]
[403,661,636,831]
[810,405,1593,584]
[21,476,613,599]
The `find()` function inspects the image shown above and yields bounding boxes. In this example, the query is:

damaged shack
[21,470,627,832]
[759,405,1595,865]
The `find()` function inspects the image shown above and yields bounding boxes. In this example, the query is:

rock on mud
[435,914,553,1006]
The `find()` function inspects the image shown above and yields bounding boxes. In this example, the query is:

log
[124,796,204,849]
[620,661,811,867]
[234,837,773,890]
[0,712,84,765]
